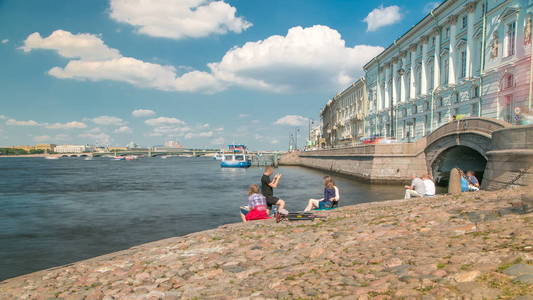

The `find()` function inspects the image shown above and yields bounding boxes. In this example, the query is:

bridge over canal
[280,117,533,189]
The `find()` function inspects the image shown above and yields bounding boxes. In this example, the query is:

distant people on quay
[404,175,426,199]
[422,174,436,197]
[466,170,480,191]
[459,169,471,192]
[261,166,287,214]
[240,184,270,222]
[304,176,340,212]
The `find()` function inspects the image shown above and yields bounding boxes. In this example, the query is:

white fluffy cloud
[364,5,402,32]
[145,117,185,126]
[6,119,40,126]
[114,126,132,133]
[132,109,156,117]
[207,25,384,91]
[79,132,112,145]
[184,131,213,139]
[22,26,383,93]
[23,30,221,93]
[45,121,87,129]
[109,0,251,39]
[0,115,7,119]
[92,115,125,126]
[33,134,69,142]
[1,39,8,44]
[20,30,120,60]
[274,115,309,126]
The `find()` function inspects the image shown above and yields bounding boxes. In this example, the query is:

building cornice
[364,0,459,70]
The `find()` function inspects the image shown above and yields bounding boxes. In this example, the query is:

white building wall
[363,0,532,140]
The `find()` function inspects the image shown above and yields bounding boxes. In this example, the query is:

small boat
[113,156,125,160]
[44,156,59,160]
[220,144,252,168]
[125,155,138,160]
[84,157,93,161]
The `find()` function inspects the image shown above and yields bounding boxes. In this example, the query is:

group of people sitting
[404,174,436,199]
[240,166,340,222]
[404,169,481,199]
[460,170,480,192]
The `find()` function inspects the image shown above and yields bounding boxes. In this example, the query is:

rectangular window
[506,22,516,57]
[461,51,467,78]
[471,103,479,116]
[445,28,450,39]
[462,16,468,29]
[443,57,449,85]
[417,71,422,96]
[504,95,513,122]
[473,86,479,98]
[428,65,434,91]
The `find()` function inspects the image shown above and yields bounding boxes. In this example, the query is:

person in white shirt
[404,175,426,199]
[422,174,436,196]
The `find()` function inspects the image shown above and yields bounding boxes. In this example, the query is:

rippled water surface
[0,157,403,280]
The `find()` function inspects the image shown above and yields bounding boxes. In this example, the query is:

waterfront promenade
[1,188,532,299]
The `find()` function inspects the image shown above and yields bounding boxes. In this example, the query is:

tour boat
[220,144,252,168]
[44,156,59,160]
[125,155,138,160]
[113,156,125,160]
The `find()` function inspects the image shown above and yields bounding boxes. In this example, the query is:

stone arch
[424,117,510,185]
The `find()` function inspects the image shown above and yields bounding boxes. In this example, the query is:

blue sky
[0,0,441,150]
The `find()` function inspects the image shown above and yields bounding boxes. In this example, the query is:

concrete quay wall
[280,139,428,183]
[281,121,533,188]
[482,124,533,190]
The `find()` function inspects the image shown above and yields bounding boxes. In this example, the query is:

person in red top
[240,184,270,222]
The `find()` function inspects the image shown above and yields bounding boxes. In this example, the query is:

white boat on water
[44,156,59,160]
[220,145,252,168]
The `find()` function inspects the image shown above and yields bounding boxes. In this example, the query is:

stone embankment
[1,189,533,300]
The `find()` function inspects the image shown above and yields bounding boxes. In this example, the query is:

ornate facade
[364,0,532,141]
[320,78,368,147]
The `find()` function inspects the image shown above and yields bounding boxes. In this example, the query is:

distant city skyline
[0,0,441,150]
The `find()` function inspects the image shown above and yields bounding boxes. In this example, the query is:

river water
[0,157,403,280]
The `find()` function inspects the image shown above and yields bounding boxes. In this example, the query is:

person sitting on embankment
[422,174,436,197]
[240,184,270,222]
[466,170,480,191]
[404,175,426,199]
[304,176,340,211]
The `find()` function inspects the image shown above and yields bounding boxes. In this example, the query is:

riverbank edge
[1,187,532,299]
[3,196,427,283]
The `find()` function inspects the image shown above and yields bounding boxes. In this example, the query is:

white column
[466,3,476,78]
[448,15,458,85]
[401,54,407,102]
[409,45,417,99]
[392,59,398,106]
[377,67,382,112]
[384,63,390,109]
[421,37,428,95]
[433,29,441,90]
